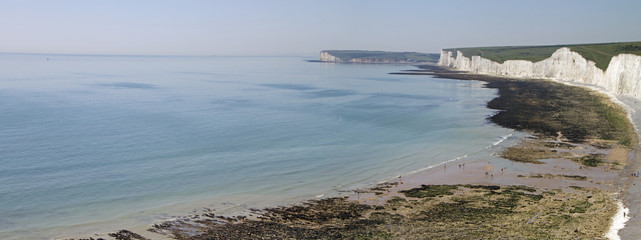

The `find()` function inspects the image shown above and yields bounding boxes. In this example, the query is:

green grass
[323,50,440,63]
[444,41,641,71]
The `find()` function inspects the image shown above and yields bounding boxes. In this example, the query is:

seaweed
[575,154,604,167]
[400,184,458,198]
[401,66,638,147]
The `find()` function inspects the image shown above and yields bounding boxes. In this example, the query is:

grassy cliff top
[323,50,440,63]
[444,41,641,71]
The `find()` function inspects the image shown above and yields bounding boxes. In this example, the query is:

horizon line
[0,51,316,58]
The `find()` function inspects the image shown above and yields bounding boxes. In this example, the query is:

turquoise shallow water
[0,54,512,238]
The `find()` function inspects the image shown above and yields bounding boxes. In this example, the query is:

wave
[377,132,516,185]
[605,200,629,240]
[374,154,470,185]
[287,132,519,203]
[493,133,513,146]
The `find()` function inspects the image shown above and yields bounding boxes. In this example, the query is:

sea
[0,54,514,239]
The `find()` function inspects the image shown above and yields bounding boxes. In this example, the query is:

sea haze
[0,54,512,239]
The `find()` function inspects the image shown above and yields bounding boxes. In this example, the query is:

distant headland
[313,50,439,64]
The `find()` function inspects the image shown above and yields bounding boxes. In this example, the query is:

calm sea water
[0,54,512,238]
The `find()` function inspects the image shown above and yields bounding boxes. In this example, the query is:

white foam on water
[606,200,629,240]
[493,133,512,146]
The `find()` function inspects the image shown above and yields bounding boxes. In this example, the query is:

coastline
[71,65,639,239]
[402,65,641,239]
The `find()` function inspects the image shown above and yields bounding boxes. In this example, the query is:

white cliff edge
[320,51,341,62]
[437,47,641,99]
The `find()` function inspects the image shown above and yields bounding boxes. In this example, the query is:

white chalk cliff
[320,51,341,62]
[437,48,641,99]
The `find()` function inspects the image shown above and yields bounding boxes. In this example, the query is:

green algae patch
[485,79,638,146]
[563,175,588,181]
[384,185,615,239]
[569,200,594,214]
[142,185,616,239]
[501,145,552,164]
[575,154,605,167]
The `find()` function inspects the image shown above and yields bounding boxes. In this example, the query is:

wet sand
[353,135,623,206]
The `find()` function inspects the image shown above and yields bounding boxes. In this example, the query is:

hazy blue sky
[2,0,640,56]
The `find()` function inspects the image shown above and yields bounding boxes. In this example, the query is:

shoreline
[71,65,640,239]
[570,84,640,240]
[614,95,641,239]
[141,130,624,239]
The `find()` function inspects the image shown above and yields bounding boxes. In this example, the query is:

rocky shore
[72,65,638,240]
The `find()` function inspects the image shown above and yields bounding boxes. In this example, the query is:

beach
[138,137,625,239]
[83,65,641,239]
[616,95,641,240]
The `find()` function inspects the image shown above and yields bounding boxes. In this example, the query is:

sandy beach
[353,148,622,207]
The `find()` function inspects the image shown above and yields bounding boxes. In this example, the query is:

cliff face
[320,51,341,62]
[437,48,641,99]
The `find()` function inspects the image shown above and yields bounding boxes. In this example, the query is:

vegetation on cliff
[444,41,641,71]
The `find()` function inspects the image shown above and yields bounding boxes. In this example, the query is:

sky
[1,0,640,56]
